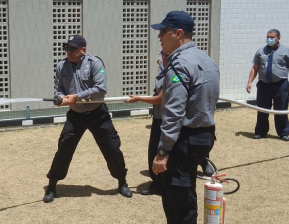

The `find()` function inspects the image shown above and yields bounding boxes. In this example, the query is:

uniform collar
[166,41,196,62]
[267,43,280,52]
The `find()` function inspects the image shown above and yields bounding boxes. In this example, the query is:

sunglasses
[159,28,179,36]
[63,46,79,52]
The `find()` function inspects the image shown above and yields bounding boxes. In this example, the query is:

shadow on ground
[235,131,279,139]
[43,184,118,198]
[218,154,289,172]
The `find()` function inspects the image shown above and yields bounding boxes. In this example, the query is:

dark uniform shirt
[159,41,220,151]
[153,61,165,119]
[54,54,107,113]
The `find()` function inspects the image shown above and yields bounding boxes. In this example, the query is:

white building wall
[219,0,289,100]
[8,0,53,110]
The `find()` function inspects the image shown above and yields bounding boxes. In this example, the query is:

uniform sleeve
[158,63,189,151]
[286,48,289,68]
[54,62,65,98]
[77,59,107,100]
[252,49,261,65]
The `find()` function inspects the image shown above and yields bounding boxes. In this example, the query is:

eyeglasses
[63,46,79,52]
[159,28,178,36]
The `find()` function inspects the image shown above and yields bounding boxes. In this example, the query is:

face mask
[267,37,276,46]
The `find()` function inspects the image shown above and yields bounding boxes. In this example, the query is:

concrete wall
[8,0,53,110]
[149,0,186,95]
[209,0,221,66]
[6,0,214,111]
[7,0,289,112]
[219,0,289,100]
[83,0,123,97]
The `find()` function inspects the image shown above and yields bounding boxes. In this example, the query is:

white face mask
[266,37,276,46]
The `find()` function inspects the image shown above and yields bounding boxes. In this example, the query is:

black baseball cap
[63,35,86,48]
[151,11,194,32]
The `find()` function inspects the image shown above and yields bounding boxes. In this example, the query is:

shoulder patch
[171,74,182,83]
[100,69,105,74]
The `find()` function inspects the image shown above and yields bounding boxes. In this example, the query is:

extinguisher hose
[197,157,240,195]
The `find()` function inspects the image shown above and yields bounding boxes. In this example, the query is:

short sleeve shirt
[252,44,289,82]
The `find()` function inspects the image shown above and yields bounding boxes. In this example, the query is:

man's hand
[152,154,169,175]
[246,83,252,94]
[124,95,139,103]
[60,94,78,106]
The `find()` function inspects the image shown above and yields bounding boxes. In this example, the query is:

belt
[80,110,95,115]
[260,78,285,84]
[71,106,101,115]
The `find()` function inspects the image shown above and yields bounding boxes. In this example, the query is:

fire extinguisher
[204,174,227,224]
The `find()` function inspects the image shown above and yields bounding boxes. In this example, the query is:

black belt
[71,105,102,115]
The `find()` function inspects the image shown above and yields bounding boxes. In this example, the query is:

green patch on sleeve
[171,74,182,83]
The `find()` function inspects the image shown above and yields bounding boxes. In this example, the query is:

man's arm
[54,63,65,98]
[77,59,107,100]
[158,64,189,152]
[125,90,162,104]
[153,63,190,175]
[246,64,259,94]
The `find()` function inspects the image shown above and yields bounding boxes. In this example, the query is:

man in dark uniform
[43,35,132,203]
[246,29,289,141]
[151,11,220,223]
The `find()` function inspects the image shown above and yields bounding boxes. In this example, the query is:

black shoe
[118,183,132,198]
[280,136,289,141]
[253,135,262,139]
[201,162,214,176]
[43,188,56,203]
[141,188,161,196]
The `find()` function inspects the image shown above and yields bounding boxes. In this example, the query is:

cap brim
[150,23,168,30]
[63,42,79,48]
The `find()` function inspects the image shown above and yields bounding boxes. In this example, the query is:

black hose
[197,157,240,194]
[223,178,240,195]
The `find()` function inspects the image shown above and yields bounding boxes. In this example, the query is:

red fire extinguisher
[204,174,227,224]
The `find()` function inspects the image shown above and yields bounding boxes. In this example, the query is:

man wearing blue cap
[151,11,220,223]
[43,34,132,203]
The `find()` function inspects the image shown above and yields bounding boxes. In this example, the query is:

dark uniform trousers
[160,126,215,224]
[47,103,127,181]
[148,118,162,190]
[255,79,289,137]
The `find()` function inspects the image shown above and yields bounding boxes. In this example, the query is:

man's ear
[175,29,184,39]
[82,47,87,53]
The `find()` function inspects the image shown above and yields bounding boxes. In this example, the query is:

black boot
[141,182,161,195]
[118,179,132,198]
[43,179,57,203]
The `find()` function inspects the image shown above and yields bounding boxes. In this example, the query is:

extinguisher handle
[212,174,229,183]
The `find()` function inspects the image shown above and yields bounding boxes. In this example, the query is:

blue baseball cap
[151,11,194,32]
[63,35,86,48]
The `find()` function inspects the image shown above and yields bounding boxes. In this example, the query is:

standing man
[151,11,220,223]
[43,35,132,203]
[246,29,289,141]
[125,51,170,196]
